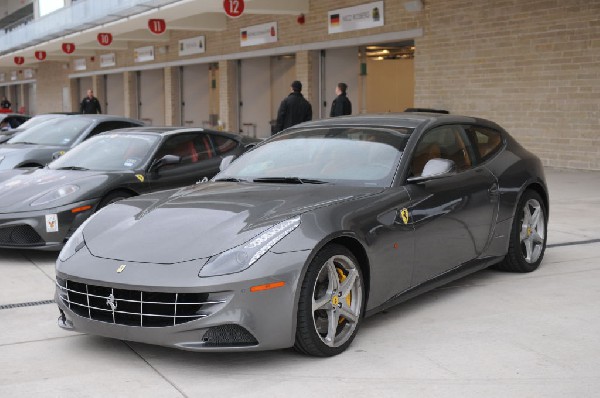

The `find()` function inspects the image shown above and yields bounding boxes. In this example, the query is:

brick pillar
[92,75,105,114]
[295,51,312,103]
[164,66,181,126]
[123,71,137,119]
[218,60,239,132]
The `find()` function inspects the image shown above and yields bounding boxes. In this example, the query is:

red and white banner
[148,19,166,35]
[62,43,76,54]
[97,33,113,46]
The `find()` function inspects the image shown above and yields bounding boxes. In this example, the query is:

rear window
[212,135,238,154]
[467,126,504,161]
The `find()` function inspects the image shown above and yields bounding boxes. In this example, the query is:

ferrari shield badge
[400,208,409,225]
[116,264,127,273]
[135,174,145,183]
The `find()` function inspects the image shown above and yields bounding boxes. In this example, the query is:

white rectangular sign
[45,214,59,233]
[328,1,384,34]
[100,53,116,68]
[10,71,17,81]
[134,46,155,63]
[73,58,87,71]
[0,73,5,82]
[24,69,34,79]
[240,22,278,47]
[179,35,206,56]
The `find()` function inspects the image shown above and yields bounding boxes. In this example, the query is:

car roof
[295,112,498,131]
[99,126,241,139]
[60,114,143,123]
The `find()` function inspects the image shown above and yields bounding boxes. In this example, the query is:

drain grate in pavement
[547,238,600,249]
[0,299,55,310]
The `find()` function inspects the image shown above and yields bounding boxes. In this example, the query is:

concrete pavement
[0,167,599,397]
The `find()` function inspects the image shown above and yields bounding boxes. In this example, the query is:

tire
[294,244,365,357]
[97,191,132,210]
[494,189,547,273]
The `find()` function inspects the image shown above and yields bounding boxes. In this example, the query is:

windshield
[217,126,411,187]
[49,133,160,171]
[18,114,66,130]
[7,117,92,146]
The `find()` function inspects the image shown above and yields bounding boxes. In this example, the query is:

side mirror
[244,143,257,151]
[52,150,67,160]
[219,155,236,172]
[407,158,455,183]
[150,154,180,172]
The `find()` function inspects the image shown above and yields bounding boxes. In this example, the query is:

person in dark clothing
[275,80,312,134]
[330,82,352,117]
[80,89,102,114]
[1,97,11,110]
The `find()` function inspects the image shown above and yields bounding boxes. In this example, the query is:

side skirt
[365,256,504,318]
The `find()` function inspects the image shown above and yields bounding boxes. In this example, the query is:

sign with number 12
[223,0,244,18]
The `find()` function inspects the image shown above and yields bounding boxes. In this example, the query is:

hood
[0,168,109,213]
[0,144,65,169]
[84,182,383,264]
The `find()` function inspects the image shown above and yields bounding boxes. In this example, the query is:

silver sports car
[55,113,548,356]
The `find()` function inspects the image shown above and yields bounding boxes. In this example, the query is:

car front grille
[56,277,230,327]
[0,225,44,246]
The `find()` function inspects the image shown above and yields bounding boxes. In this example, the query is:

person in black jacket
[330,82,352,117]
[275,80,312,134]
[1,97,11,110]
[80,89,102,114]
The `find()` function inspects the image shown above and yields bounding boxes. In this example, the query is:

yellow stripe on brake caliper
[336,268,352,324]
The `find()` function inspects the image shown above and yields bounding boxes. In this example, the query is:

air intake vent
[203,325,258,347]
[0,225,44,246]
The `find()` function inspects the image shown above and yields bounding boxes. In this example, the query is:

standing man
[275,80,312,134]
[80,89,102,114]
[330,82,352,117]
[1,96,11,110]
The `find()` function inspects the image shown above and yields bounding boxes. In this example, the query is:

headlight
[199,216,301,277]
[31,184,79,207]
[58,209,101,261]
[58,225,85,262]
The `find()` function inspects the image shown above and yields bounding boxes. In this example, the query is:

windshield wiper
[10,141,37,145]
[253,177,328,184]
[56,166,90,171]
[213,177,248,182]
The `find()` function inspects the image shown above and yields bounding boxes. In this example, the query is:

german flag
[330,14,340,26]
[241,31,248,40]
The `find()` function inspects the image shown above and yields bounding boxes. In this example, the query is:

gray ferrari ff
[0,114,142,169]
[0,127,256,250]
[55,113,548,356]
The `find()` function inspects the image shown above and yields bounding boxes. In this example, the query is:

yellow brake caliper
[336,268,352,324]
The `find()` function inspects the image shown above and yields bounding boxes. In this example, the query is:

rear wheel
[294,244,364,357]
[495,190,547,272]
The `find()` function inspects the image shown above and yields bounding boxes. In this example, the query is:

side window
[154,133,214,167]
[211,134,238,154]
[410,125,474,177]
[467,126,503,161]
[87,121,135,139]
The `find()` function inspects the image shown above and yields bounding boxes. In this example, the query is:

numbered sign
[223,0,244,18]
[34,51,47,61]
[97,33,113,46]
[62,43,76,54]
[14,56,25,65]
[148,19,166,35]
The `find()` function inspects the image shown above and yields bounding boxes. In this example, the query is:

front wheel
[294,244,365,357]
[495,189,547,272]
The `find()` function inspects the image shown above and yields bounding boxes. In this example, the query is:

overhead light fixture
[404,0,423,12]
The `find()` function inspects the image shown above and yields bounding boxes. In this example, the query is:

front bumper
[0,199,98,250]
[55,247,310,351]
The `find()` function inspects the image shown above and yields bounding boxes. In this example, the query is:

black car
[0,127,258,250]
[0,114,142,169]
[0,113,30,132]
